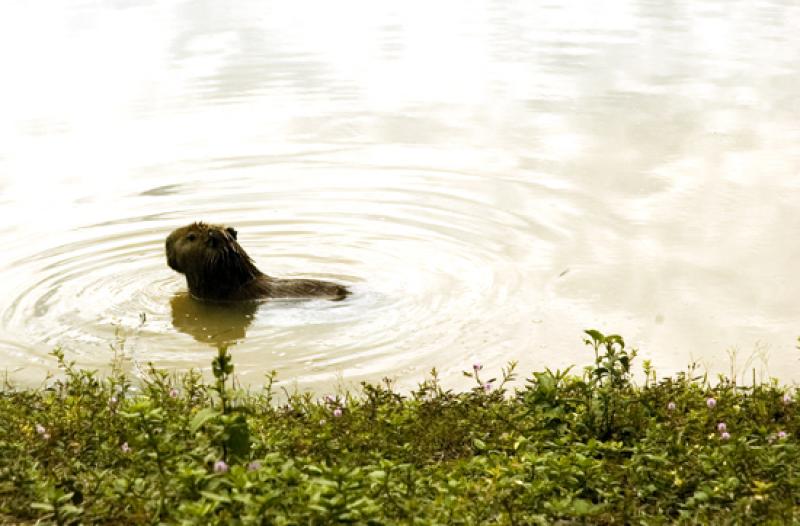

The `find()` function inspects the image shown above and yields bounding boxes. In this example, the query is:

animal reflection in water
[170,292,256,348]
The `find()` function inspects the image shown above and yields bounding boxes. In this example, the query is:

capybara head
[165,222,261,299]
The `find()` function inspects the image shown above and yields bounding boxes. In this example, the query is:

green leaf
[190,408,221,433]
[570,498,596,516]
[200,491,231,503]
[584,329,604,342]
[56,492,75,504]
[693,490,709,502]
[60,504,83,516]
[30,502,54,512]
[232,494,253,504]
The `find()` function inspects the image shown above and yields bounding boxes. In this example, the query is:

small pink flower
[213,460,229,473]
[121,442,131,453]
[473,363,483,372]
[169,387,179,399]
[35,424,46,435]
[720,431,731,440]
[324,394,336,403]
[42,433,50,440]
[483,383,492,392]
[667,402,676,411]
[783,393,792,405]
[717,422,727,433]
[109,396,118,407]
[333,407,343,418]
[706,397,717,409]
[778,431,788,439]
[248,461,261,471]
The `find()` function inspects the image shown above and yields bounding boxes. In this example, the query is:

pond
[1,0,798,391]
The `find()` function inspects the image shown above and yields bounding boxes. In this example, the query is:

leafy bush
[1,330,799,524]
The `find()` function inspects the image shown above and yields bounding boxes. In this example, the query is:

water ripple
[0,163,552,387]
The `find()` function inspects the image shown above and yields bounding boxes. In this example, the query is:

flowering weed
[1,332,799,524]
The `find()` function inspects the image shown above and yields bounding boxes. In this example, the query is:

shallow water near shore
[1,0,799,390]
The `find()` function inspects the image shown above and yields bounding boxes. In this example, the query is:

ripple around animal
[0,164,553,387]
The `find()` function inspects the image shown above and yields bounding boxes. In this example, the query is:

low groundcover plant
[1,330,799,524]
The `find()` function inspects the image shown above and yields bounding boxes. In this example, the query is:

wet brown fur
[165,222,349,301]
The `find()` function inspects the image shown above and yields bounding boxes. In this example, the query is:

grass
[1,330,799,524]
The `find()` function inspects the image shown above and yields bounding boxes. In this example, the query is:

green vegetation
[2,330,799,524]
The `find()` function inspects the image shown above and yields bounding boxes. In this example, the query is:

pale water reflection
[0,0,798,390]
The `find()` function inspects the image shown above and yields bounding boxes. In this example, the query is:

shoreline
[2,330,798,523]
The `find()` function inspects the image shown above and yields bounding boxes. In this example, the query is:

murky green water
[1,0,798,390]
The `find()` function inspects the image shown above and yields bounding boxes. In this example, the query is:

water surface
[1,0,799,390]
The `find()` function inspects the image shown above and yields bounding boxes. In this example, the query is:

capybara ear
[226,227,238,240]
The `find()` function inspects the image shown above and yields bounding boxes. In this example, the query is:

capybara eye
[226,227,238,240]
[187,233,197,242]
